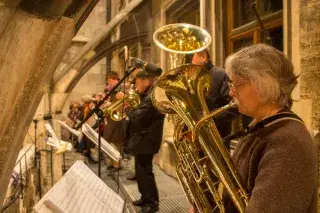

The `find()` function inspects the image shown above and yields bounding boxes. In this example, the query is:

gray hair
[225,44,298,108]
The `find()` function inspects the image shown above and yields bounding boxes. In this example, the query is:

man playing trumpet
[118,69,164,213]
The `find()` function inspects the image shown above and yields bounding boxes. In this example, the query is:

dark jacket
[126,85,165,155]
[103,88,126,150]
[225,110,317,213]
[204,61,236,138]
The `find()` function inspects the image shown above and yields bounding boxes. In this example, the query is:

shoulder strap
[223,112,304,142]
[250,112,304,132]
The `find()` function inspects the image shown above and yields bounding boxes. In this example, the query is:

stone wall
[300,0,320,130]
[62,0,107,106]
[299,0,320,212]
[55,0,107,113]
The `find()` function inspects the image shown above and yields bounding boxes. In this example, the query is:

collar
[249,107,304,133]
[204,60,214,71]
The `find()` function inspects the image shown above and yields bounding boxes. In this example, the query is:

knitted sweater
[225,114,317,213]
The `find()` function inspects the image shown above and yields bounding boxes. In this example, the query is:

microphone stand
[246,0,271,44]
[33,119,42,198]
[74,66,136,178]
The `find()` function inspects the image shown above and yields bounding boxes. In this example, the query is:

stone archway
[0,0,101,207]
[50,33,147,113]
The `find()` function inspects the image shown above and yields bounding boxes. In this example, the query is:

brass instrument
[153,23,211,70]
[103,84,140,121]
[152,23,248,213]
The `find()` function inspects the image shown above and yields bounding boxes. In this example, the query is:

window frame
[226,0,283,54]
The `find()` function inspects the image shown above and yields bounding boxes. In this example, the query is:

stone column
[298,1,320,210]
[0,4,74,208]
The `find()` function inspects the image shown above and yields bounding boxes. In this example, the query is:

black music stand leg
[33,119,38,167]
[62,153,66,174]
[38,149,42,198]
[96,109,104,178]
[33,119,42,198]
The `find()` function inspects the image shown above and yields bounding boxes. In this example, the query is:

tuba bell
[152,23,248,213]
[103,84,140,121]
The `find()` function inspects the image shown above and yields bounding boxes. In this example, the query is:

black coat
[103,89,126,150]
[126,86,164,155]
[204,61,235,138]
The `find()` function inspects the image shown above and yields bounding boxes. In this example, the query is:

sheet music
[33,161,125,213]
[45,123,61,149]
[82,124,121,162]
[55,119,82,138]
[46,137,73,151]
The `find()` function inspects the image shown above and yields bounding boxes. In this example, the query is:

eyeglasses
[227,81,249,91]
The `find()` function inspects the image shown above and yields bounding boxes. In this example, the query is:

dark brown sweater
[225,115,317,213]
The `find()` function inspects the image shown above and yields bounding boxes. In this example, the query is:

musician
[224,44,317,212]
[125,70,164,213]
[103,71,125,171]
[192,49,236,138]
[78,95,98,163]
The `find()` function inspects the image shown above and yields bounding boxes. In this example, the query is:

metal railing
[1,144,34,213]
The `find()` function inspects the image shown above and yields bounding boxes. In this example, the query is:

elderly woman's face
[229,74,260,117]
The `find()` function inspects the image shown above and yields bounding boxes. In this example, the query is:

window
[226,0,283,55]
[167,0,200,25]
[225,0,283,131]
[118,51,126,78]
[130,45,138,58]
[164,0,200,71]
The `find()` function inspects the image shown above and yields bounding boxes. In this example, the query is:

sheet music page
[45,123,61,149]
[82,124,121,162]
[33,161,125,213]
[55,120,82,138]
[46,137,72,151]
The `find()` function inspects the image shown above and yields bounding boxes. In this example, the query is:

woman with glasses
[224,44,317,213]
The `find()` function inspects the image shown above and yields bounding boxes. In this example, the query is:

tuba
[152,23,248,213]
[103,84,140,121]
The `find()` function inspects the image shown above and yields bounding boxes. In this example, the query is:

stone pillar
[0,6,74,208]
[298,1,320,211]
[199,0,206,29]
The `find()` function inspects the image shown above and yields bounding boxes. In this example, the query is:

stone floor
[63,151,189,213]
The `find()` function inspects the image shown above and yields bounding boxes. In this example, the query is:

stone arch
[55,33,147,111]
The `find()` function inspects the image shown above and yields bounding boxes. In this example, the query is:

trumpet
[103,84,140,121]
